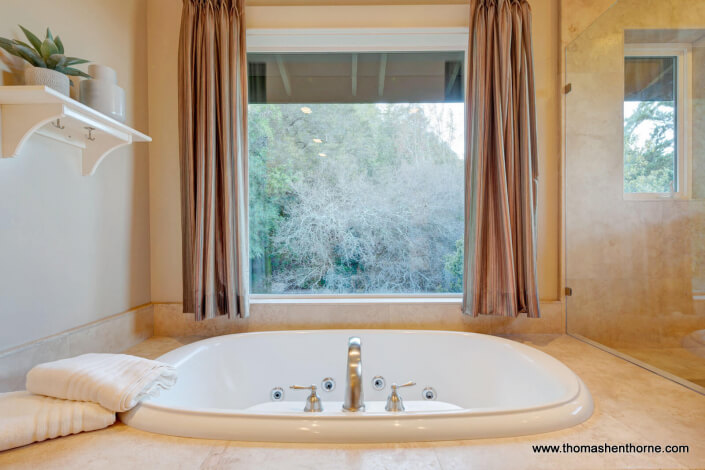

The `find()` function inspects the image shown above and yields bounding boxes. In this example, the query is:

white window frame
[246,28,468,303]
[623,43,693,201]
[247,28,468,54]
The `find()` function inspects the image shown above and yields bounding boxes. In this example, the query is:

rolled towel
[0,391,115,451]
[26,353,177,412]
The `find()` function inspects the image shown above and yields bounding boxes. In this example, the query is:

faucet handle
[385,381,416,412]
[391,381,416,390]
[290,384,317,391]
[289,384,323,412]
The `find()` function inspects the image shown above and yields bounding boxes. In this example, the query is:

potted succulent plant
[0,26,90,96]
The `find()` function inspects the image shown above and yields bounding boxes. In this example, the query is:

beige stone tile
[492,302,564,335]
[0,304,153,393]
[561,0,615,46]
[0,335,70,392]
[156,302,395,337]
[529,338,705,467]
[433,414,685,470]
[199,444,443,470]
[618,347,705,382]
[0,423,220,470]
[387,302,492,332]
[123,335,197,360]
[155,302,564,338]
[66,305,154,356]
[691,378,705,388]
[153,303,205,337]
[251,303,393,331]
[348,445,442,470]
[191,440,447,470]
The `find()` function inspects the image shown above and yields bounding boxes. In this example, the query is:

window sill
[623,193,691,201]
[249,295,462,305]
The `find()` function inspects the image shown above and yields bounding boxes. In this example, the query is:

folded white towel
[26,353,177,412]
[0,391,115,451]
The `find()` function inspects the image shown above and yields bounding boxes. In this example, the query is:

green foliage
[0,26,90,82]
[624,101,675,193]
[249,102,465,294]
[444,239,464,293]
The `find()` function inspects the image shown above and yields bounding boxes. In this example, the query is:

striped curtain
[463,0,540,318]
[178,0,249,320]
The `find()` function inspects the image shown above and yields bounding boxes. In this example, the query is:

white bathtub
[120,330,593,443]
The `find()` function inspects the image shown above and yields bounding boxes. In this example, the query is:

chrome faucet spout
[342,336,365,412]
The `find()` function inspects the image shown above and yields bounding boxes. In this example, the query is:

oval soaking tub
[120,330,593,443]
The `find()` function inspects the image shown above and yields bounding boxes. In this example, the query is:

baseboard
[0,304,154,392]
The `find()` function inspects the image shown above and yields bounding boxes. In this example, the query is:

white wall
[0,0,151,350]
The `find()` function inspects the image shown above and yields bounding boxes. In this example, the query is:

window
[247,49,465,295]
[624,44,691,199]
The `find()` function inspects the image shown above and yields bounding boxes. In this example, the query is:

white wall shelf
[0,85,151,175]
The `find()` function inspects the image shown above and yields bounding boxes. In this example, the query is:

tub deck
[1,334,704,469]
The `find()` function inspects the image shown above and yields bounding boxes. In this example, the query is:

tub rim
[125,329,585,420]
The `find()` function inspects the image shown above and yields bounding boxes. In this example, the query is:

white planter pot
[24,66,70,96]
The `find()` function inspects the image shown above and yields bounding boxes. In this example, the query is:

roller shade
[624,56,676,102]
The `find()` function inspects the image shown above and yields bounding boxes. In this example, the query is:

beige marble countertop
[1,334,704,469]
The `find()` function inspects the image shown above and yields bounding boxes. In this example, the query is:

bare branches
[249,103,465,294]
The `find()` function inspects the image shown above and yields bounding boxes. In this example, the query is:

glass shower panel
[565,0,705,393]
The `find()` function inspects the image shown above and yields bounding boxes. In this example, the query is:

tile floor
[1,334,704,469]
[617,346,705,389]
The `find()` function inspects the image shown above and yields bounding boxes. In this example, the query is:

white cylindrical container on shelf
[79,64,126,123]
[89,64,117,82]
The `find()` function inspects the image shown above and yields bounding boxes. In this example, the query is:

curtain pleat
[178,0,249,320]
[463,0,540,318]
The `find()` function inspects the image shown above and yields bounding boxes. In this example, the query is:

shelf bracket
[0,103,64,158]
[0,102,136,176]
[82,135,133,176]
[0,86,151,176]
